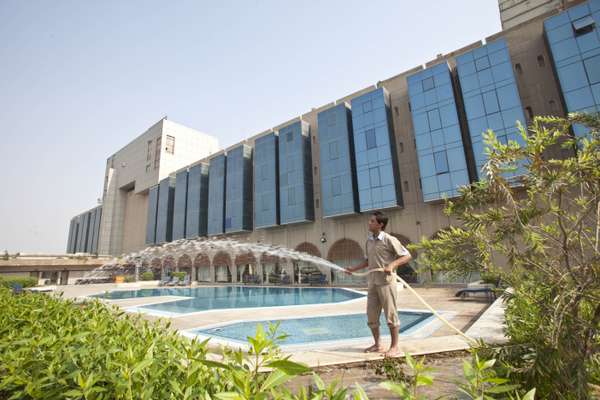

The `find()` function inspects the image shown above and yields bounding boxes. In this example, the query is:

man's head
[368,211,388,233]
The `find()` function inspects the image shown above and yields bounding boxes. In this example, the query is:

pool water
[191,311,434,345]
[92,286,364,315]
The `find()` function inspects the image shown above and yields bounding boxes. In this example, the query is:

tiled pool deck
[56,283,504,367]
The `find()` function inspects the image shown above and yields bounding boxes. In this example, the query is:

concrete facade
[73,118,219,256]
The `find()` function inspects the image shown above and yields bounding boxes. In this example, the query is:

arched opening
[212,252,232,283]
[260,253,290,285]
[163,256,176,280]
[328,238,366,285]
[294,242,327,285]
[194,253,211,282]
[150,258,162,279]
[389,233,419,284]
[235,252,259,283]
[177,254,193,282]
[424,228,478,284]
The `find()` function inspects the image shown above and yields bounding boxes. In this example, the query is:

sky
[0,0,501,254]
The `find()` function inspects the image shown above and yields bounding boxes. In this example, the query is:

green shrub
[0,276,38,289]
[140,271,155,281]
[123,274,136,283]
[172,271,186,280]
[0,288,363,399]
[411,114,600,399]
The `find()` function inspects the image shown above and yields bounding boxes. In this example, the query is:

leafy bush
[0,276,38,289]
[172,271,186,280]
[411,114,600,399]
[0,288,364,399]
[140,271,155,281]
[123,274,136,283]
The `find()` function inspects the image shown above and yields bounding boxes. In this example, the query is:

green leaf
[260,370,292,391]
[416,374,434,386]
[485,384,520,394]
[215,392,244,400]
[522,388,536,400]
[266,360,311,375]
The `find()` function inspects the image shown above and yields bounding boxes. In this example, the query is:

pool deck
[55,283,505,367]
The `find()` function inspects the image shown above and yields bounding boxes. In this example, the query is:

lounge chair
[158,277,171,287]
[455,279,500,301]
[166,277,180,287]
[179,276,191,286]
[308,272,328,286]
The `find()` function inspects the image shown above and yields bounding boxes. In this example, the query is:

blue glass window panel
[156,178,175,243]
[422,77,435,91]
[225,144,253,233]
[491,62,513,82]
[207,154,226,235]
[413,112,429,134]
[329,140,339,159]
[591,82,600,103]
[145,186,159,244]
[439,104,459,127]
[363,100,372,113]
[547,23,575,43]
[447,147,468,171]
[460,73,479,92]
[278,120,313,224]
[443,126,462,144]
[496,84,521,109]
[487,112,504,131]
[436,83,454,101]
[584,54,600,83]
[431,129,444,147]
[482,91,500,114]
[478,68,494,86]
[475,56,491,71]
[421,176,438,195]
[318,103,358,217]
[172,170,188,240]
[488,48,510,64]
[416,133,432,150]
[186,163,209,238]
[369,167,381,187]
[365,128,377,149]
[331,176,342,196]
[570,3,592,20]
[553,38,581,61]
[418,154,436,177]
[565,85,595,109]
[437,173,452,192]
[451,170,469,188]
[559,61,590,91]
[464,95,486,118]
[427,109,442,130]
[434,151,449,174]
[578,30,600,52]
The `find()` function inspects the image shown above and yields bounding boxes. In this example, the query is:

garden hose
[350,268,477,344]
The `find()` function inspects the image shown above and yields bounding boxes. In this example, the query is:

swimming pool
[187,310,437,348]
[92,286,364,315]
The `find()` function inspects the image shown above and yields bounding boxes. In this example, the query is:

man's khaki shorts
[367,283,399,328]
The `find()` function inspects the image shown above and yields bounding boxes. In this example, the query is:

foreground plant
[411,114,600,399]
[0,289,366,399]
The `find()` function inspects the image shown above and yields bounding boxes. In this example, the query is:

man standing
[345,211,412,357]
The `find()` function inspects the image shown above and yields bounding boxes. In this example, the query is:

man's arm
[383,253,412,274]
[345,259,368,274]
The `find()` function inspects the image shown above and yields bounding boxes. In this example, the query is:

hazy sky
[0,0,501,254]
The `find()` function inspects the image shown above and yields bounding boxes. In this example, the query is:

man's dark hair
[372,211,388,230]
